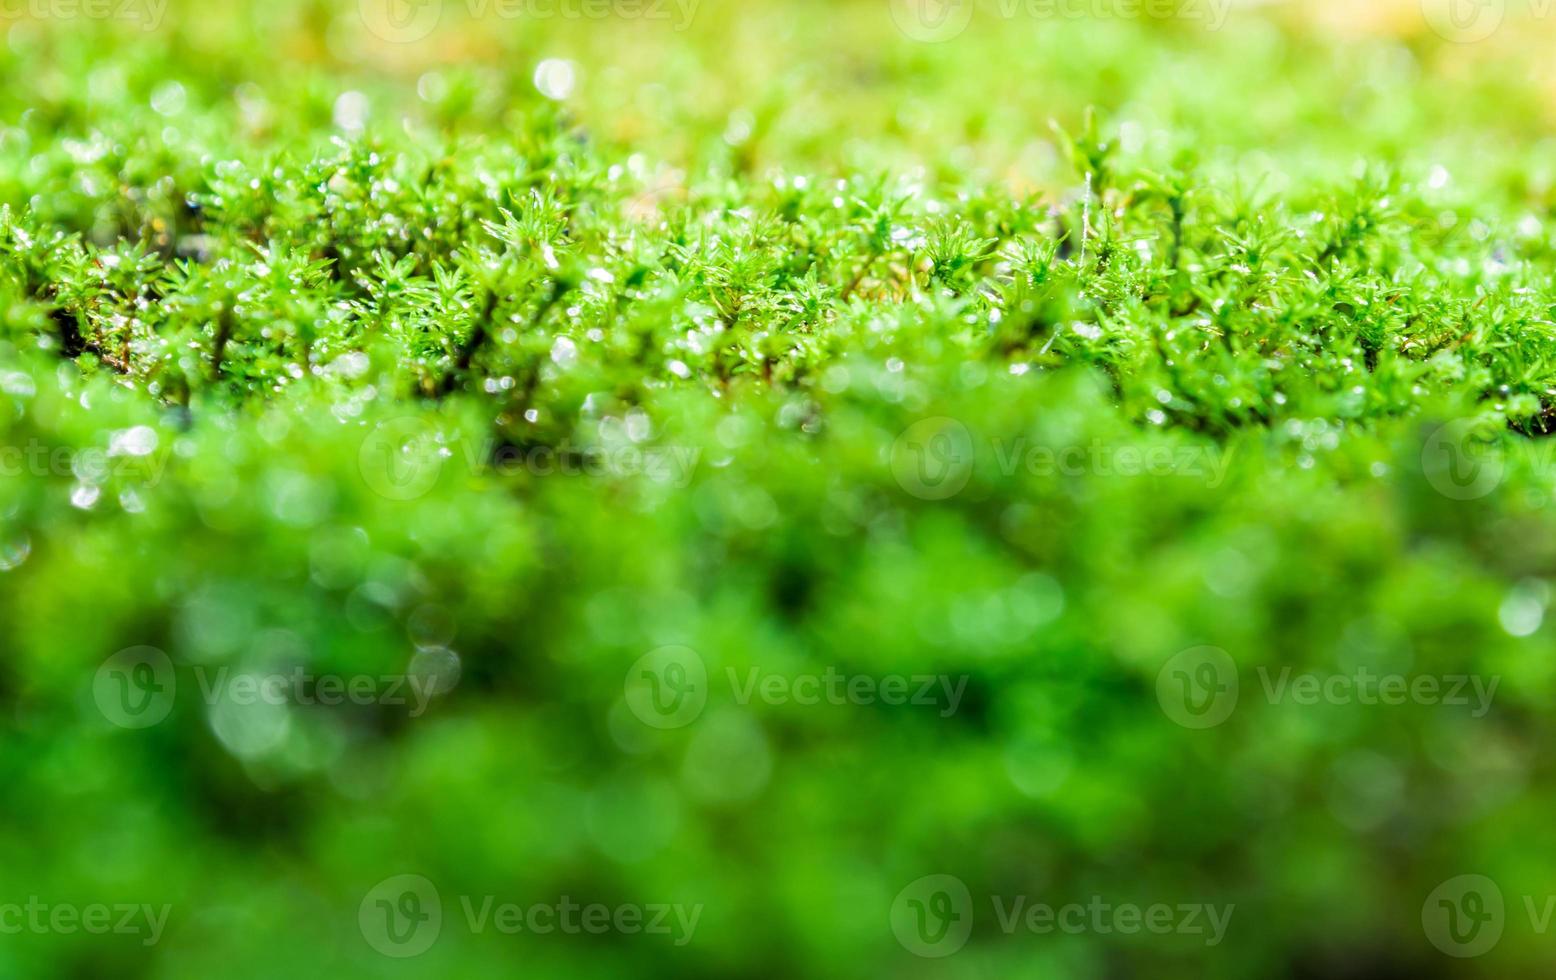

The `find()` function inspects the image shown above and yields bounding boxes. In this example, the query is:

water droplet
[533,59,577,101]
[109,425,158,458]
[333,91,370,133]
[208,680,291,759]
[150,81,186,116]
[0,534,31,571]
[408,647,461,699]
[1500,581,1547,637]
[550,336,578,368]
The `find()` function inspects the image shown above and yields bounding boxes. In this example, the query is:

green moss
[2,3,1555,976]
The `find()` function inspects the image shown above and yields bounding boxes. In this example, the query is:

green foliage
[3,2,1556,977]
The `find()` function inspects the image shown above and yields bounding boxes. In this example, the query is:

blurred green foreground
[4,0,1556,975]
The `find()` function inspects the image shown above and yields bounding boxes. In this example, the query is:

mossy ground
[2,1,1556,977]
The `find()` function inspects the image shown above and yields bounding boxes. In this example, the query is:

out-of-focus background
[9,0,1556,194]
[4,0,1556,977]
